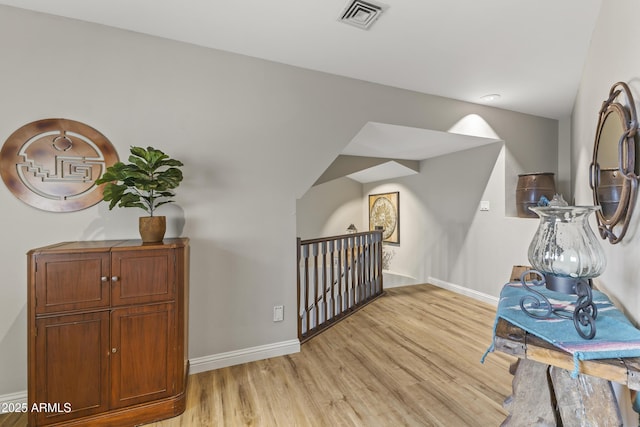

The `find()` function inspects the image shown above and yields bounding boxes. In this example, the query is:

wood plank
[495,318,637,388]
[0,412,23,427]
[1,283,515,427]
[527,347,629,385]
[501,359,556,427]
[509,265,537,282]
[549,366,622,426]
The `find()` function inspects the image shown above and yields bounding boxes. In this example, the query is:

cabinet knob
[112,348,117,353]
[111,276,119,282]
[101,276,108,282]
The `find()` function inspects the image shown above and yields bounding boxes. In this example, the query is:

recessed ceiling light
[480,94,501,102]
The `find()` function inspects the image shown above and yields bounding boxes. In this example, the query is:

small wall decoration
[0,118,118,212]
[369,191,400,244]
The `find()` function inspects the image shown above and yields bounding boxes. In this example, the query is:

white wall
[572,0,640,322]
[295,177,363,240]
[558,117,573,202]
[0,5,558,397]
[362,143,540,296]
[299,116,558,297]
[299,140,555,298]
[298,140,554,296]
[571,1,640,424]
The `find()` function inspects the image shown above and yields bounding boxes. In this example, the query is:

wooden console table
[491,266,640,425]
[495,317,640,425]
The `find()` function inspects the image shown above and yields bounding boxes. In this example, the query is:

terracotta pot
[139,216,166,243]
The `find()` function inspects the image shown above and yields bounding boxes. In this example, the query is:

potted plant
[95,146,184,243]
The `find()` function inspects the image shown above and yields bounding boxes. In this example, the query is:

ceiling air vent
[339,0,388,30]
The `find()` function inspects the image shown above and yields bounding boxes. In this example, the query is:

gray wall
[300,133,559,298]
[296,177,363,240]
[0,5,557,396]
[573,1,640,324]
[360,142,541,296]
[567,1,640,422]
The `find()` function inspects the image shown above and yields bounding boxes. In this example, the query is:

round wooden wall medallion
[0,118,119,212]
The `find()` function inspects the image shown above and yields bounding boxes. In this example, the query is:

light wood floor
[0,284,515,427]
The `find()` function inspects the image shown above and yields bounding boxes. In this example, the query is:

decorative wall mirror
[589,82,639,244]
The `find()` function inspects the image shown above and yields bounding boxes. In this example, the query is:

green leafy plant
[95,146,184,216]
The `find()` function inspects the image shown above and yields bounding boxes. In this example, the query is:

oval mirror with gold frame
[589,82,639,244]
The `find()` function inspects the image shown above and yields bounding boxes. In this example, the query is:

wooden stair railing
[297,230,384,342]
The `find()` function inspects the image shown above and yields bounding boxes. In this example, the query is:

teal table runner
[483,281,640,377]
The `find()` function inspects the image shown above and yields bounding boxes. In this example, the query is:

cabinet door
[110,303,176,409]
[111,249,175,306]
[34,253,110,314]
[33,311,110,425]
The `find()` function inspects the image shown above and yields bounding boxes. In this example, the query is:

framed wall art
[369,191,399,244]
[0,118,118,212]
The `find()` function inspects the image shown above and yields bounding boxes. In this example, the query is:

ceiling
[0,0,601,120]
[343,122,501,160]
[342,121,502,183]
[0,0,603,184]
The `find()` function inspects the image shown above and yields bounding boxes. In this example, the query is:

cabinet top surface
[28,238,189,255]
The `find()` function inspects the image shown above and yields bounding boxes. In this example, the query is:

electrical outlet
[273,305,284,322]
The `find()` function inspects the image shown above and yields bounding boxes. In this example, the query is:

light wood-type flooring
[0,284,515,427]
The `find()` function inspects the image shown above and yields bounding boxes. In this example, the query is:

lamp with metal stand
[520,205,606,339]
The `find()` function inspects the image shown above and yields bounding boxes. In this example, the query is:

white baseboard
[1,339,301,406]
[189,339,301,375]
[427,276,499,306]
[383,270,419,288]
[0,390,27,407]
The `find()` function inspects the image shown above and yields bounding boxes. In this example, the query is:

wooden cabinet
[27,239,189,427]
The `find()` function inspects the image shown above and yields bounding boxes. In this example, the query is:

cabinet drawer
[111,249,175,306]
[35,253,111,314]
